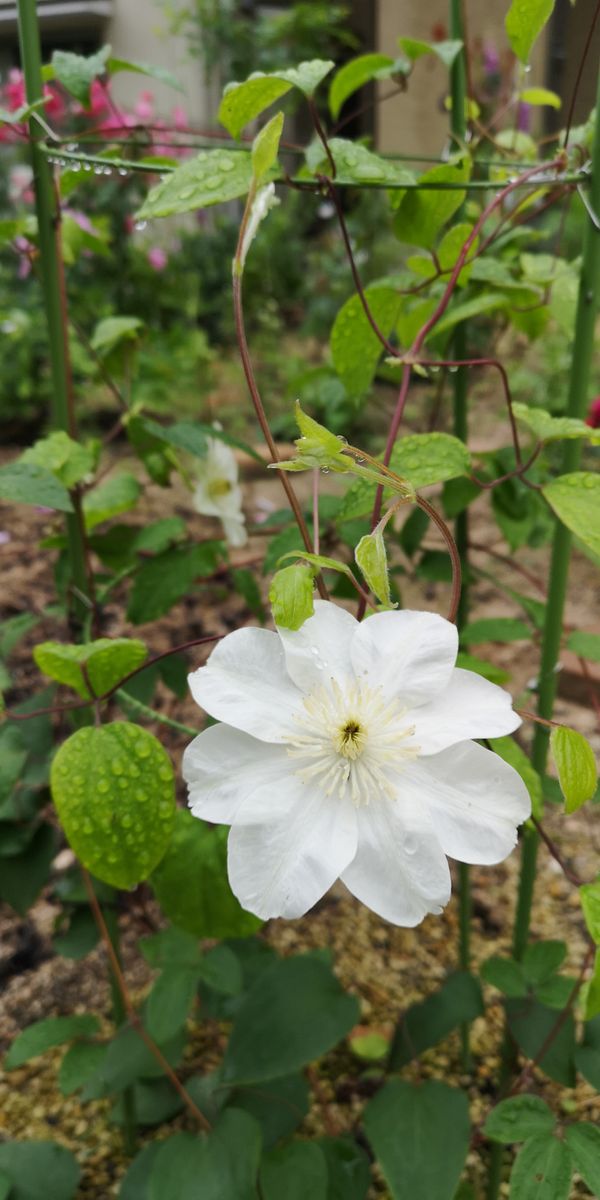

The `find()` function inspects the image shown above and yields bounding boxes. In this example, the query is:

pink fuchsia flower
[147,246,168,271]
[172,105,189,131]
[14,235,34,278]
[5,69,26,111]
[134,90,155,122]
[87,79,111,116]
[586,397,600,428]
[184,603,529,925]
[43,85,64,119]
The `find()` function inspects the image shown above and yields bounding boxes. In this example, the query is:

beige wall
[106,0,212,126]
[376,0,548,156]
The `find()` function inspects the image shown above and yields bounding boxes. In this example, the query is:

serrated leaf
[331,285,403,393]
[550,725,598,813]
[50,722,175,889]
[564,1123,600,1194]
[269,563,315,630]
[137,150,256,219]
[51,45,110,105]
[150,810,261,939]
[513,402,600,444]
[0,462,73,512]
[252,111,284,180]
[21,432,94,488]
[127,542,221,624]
[83,471,140,529]
[219,59,334,138]
[543,473,600,558]
[508,1134,572,1200]
[364,1079,470,1200]
[579,878,600,943]
[484,1095,555,1143]
[505,0,555,64]
[5,1015,100,1069]
[329,53,399,119]
[0,1141,80,1200]
[355,530,391,605]
[34,638,147,700]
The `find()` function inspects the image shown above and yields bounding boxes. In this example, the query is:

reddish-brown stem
[324,179,397,355]
[81,868,212,1133]
[470,443,542,490]
[532,816,586,888]
[416,496,462,624]
[6,633,222,722]
[427,357,522,465]
[308,98,336,179]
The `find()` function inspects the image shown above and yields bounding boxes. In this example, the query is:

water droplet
[158,765,171,781]
[134,220,148,231]
[178,186,196,200]
[135,789,149,803]
[524,63,532,73]
[97,778,109,794]
[136,741,151,759]
[403,835,418,855]
[118,167,128,177]
[158,801,172,820]
[122,813,132,828]
[321,466,330,475]
[93,166,103,175]
[113,760,124,775]
[70,818,81,832]
[337,435,348,445]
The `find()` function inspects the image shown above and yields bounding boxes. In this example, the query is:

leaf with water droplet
[542,473,600,561]
[51,722,175,889]
[505,0,554,64]
[337,433,471,521]
[311,137,415,187]
[34,637,147,700]
[136,150,260,220]
[331,285,404,394]
[219,60,334,139]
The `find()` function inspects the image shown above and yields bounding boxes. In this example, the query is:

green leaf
[222,955,359,1084]
[364,1079,470,1200]
[461,618,531,645]
[489,736,543,819]
[269,564,315,630]
[21,432,94,488]
[397,37,463,67]
[137,417,208,459]
[148,1110,262,1200]
[136,150,256,220]
[0,462,73,512]
[0,823,56,915]
[329,54,399,119]
[564,1122,600,1194]
[550,725,597,813]
[543,473,600,559]
[583,949,600,1020]
[0,1141,80,1200]
[319,138,415,187]
[59,1041,107,1096]
[50,722,175,889]
[393,158,471,249]
[520,86,561,108]
[505,0,555,64]
[107,56,184,93]
[567,631,600,662]
[506,998,576,1086]
[86,1024,184,1097]
[260,1143,328,1200]
[127,542,221,624]
[51,45,110,105]
[576,1014,600,1089]
[508,1134,572,1200]
[349,1031,390,1061]
[230,1073,310,1148]
[331,285,403,393]
[481,956,528,998]
[252,112,284,181]
[484,1095,555,1144]
[434,291,508,337]
[513,402,600,444]
[34,638,147,700]
[90,316,144,356]
[150,811,261,939]
[355,530,391,605]
[119,1142,161,1199]
[83,472,141,529]
[219,60,334,138]
[522,941,567,986]
[5,1015,100,1069]
[318,1136,371,1200]
[579,877,600,943]
[389,971,483,1068]
[337,432,470,521]
[53,908,99,960]
[146,966,200,1043]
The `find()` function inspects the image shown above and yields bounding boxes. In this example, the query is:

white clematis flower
[193,437,248,548]
[183,602,530,926]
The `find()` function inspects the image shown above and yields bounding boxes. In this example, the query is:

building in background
[1,0,598,155]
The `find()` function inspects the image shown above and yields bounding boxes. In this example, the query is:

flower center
[207,477,232,499]
[287,679,419,807]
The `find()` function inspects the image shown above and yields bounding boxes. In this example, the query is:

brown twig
[531,816,586,888]
[81,868,212,1132]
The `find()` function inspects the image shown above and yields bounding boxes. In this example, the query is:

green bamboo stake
[17,0,90,628]
[449,0,472,1072]
[487,68,600,1200]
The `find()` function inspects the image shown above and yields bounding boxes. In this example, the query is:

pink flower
[172,105,189,131]
[5,69,26,111]
[43,85,64,118]
[15,235,34,279]
[586,397,600,428]
[147,246,168,271]
[134,90,154,122]
[88,79,110,116]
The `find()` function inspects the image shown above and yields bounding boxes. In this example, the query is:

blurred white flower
[193,437,247,547]
[184,602,530,926]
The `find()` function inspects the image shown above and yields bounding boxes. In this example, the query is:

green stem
[487,64,600,1200]
[116,688,200,738]
[449,0,472,1072]
[102,906,137,1155]
[17,0,90,630]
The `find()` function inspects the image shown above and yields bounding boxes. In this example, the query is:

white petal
[227,783,358,919]
[277,599,358,694]
[350,610,458,707]
[410,740,531,864]
[222,516,248,547]
[341,794,451,926]
[410,668,521,755]
[188,627,301,741]
[207,438,238,484]
[192,481,222,519]
[183,724,293,825]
